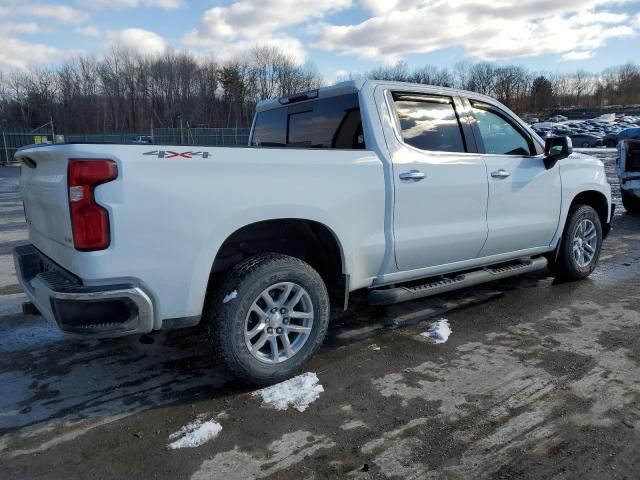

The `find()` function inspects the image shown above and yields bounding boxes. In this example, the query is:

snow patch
[421,319,451,344]
[253,372,324,412]
[222,290,237,304]
[167,416,222,450]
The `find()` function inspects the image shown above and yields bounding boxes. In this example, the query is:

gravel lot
[1,151,639,480]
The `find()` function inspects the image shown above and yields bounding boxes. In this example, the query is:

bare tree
[367,60,410,81]
[0,50,639,131]
[468,62,496,96]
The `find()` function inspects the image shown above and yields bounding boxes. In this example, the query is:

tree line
[363,60,640,115]
[0,46,639,133]
[0,46,322,133]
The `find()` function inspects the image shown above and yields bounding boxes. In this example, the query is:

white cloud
[0,1,87,24]
[187,0,350,42]
[108,28,167,56]
[0,2,87,71]
[561,50,595,61]
[0,36,74,71]
[313,0,639,63]
[184,0,351,63]
[76,25,101,38]
[189,35,309,64]
[85,0,183,8]
[6,22,43,34]
[28,3,88,23]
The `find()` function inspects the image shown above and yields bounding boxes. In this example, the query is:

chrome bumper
[13,244,154,337]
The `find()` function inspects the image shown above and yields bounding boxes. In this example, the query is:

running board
[368,257,548,306]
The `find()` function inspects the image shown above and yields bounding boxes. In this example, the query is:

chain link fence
[1,127,53,164]
[1,127,251,164]
[153,128,250,146]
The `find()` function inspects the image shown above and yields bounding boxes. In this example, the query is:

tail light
[68,159,118,251]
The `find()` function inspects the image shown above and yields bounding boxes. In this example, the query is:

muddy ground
[1,151,639,479]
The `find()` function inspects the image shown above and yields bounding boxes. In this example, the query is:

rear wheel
[621,189,640,214]
[605,139,616,148]
[206,253,330,385]
[549,205,602,281]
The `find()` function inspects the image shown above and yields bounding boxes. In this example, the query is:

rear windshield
[251,93,365,149]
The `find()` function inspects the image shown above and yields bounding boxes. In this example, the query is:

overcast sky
[1,0,639,81]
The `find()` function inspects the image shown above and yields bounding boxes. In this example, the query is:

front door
[383,90,489,271]
[467,100,561,257]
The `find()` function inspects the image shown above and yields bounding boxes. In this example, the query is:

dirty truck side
[14,80,613,384]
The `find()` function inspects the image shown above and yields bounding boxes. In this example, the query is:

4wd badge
[143,150,210,159]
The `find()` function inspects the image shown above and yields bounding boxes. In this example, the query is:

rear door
[382,90,489,271]
[466,99,561,257]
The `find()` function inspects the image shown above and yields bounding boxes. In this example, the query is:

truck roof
[256,80,364,112]
[256,79,498,112]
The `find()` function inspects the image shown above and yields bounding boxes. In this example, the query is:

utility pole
[50,116,55,144]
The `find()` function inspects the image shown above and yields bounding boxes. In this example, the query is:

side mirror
[544,136,572,169]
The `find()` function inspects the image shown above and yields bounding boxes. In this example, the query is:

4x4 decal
[143,150,210,159]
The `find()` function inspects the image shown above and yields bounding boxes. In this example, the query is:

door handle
[399,170,426,181]
[491,169,511,179]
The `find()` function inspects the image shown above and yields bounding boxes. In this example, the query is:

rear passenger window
[251,93,364,149]
[471,104,533,156]
[392,94,466,153]
[251,108,286,147]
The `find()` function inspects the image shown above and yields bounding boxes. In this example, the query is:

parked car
[603,133,619,148]
[547,115,568,122]
[132,135,153,144]
[570,134,604,148]
[13,81,613,384]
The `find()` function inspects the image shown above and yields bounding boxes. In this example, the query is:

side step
[368,257,548,306]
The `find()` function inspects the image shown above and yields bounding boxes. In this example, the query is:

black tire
[549,205,603,281]
[621,189,640,214]
[205,253,330,385]
[605,140,616,148]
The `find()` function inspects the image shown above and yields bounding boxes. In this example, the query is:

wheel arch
[207,218,348,308]
[570,190,609,232]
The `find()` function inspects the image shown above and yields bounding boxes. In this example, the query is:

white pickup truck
[14,80,613,384]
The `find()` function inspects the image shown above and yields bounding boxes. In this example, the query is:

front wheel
[206,253,330,385]
[549,205,603,281]
[622,189,640,214]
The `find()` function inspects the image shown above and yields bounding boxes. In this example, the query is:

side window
[471,104,532,156]
[392,94,466,153]
[252,108,286,147]
[251,93,364,149]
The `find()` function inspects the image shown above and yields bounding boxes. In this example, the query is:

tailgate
[15,146,74,253]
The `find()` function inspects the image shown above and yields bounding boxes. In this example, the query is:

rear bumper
[13,244,154,337]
